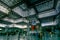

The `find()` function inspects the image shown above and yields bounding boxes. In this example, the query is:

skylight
[0,24,7,27]
[9,24,27,28]
[14,24,27,28]
[3,18,29,23]
[0,5,9,14]
[1,0,22,6]
[41,20,58,27]
[12,7,36,17]
[38,9,58,18]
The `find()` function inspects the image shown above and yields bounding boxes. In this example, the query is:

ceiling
[0,0,60,28]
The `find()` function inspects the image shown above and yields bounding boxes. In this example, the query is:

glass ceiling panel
[1,0,22,6]
[0,6,9,14]
[0,2,10,14]
[8,11,22,19]
[38,9,58,18]
[9,24,27,28]
[0,24,6,27]
[0,11,6,18]
[41,20,58,27]
[3,17,14,23]
[12,7,36,17]
[36,0,54,12]
[0,20,12,25]
[3,18,29,23]
[41,17,55,23]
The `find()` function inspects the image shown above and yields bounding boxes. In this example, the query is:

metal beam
[53,0,58,9]
[29,0,52,7]
[0,0,11,8]
[10,1,23,9]
[0,19,12,25]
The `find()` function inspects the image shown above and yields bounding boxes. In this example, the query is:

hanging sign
[31,20,36,25]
